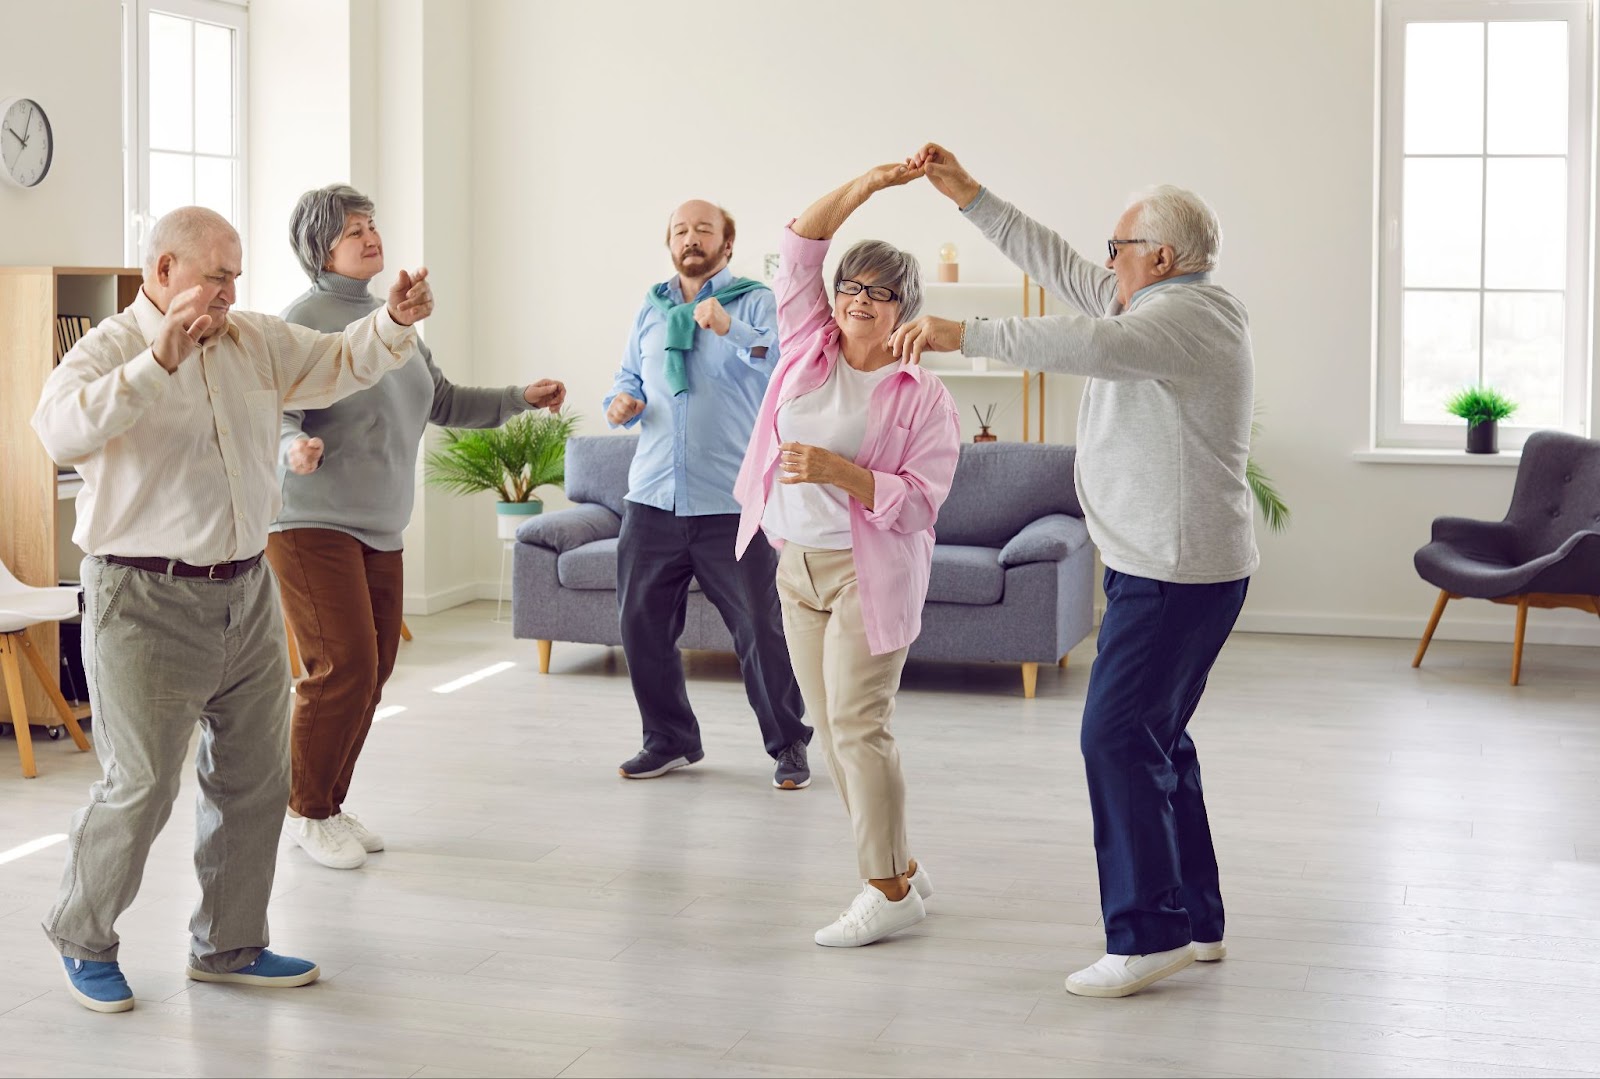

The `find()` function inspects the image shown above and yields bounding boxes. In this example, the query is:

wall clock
[0,97,53,188]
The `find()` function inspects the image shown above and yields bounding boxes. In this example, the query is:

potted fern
[1445,385,1517,454]
[1249,410,1290,533]
[424,411,579,538]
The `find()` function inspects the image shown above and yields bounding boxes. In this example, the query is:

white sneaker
[814,884,926,948]
[284,815,366,869]
[909,863,933,900]
[1065,944,1195,998]
[1193,939,1226,962]
[334,811,384,853]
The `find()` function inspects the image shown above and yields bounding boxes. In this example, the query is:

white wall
[0,0,123,267]
[463,0,1599,647]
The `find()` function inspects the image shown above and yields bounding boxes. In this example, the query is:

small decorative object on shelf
[937,242,959,282]
[763,252,780,281]
[972,404,997,443]
[1444,384,1517,454]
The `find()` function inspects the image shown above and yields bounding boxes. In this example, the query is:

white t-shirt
[762,357,899,549]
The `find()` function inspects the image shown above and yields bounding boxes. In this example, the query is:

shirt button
[236,512,244,519]
[231,470,240,477]
[219,426,229,434]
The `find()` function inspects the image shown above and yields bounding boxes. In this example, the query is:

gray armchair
[1412,430,1600,684]
[513,436,1097,696]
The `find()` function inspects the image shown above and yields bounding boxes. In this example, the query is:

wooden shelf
[1,265,139,724]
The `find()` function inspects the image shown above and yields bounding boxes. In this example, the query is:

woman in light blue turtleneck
[268,184,565,871]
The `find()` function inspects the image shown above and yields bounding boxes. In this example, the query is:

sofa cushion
[517,503,622,553]
[557,539,621,590]
[999,514,1092,566]
[927,545,1005,605]
[938,442,1080,546]
[563,435,639,518]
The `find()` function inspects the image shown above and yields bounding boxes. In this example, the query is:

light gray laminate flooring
[1,602,1597,1078]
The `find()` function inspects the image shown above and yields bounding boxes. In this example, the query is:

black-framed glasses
[837,279,900,303]
[1107,238,1154,261]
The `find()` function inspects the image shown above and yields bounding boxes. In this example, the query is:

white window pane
[193,23,234,157]
[1487,21,1568,155]
[1482,292,1564,428]
[1403,291,1481,424]
[149,151,194,220]
[1403,158,1482,288]
[1405,22,1484,154]
[194,157,233,224]
[148,13,193,153]
[1484,158,1566,289]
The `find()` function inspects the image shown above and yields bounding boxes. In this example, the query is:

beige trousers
[776,544,911,879]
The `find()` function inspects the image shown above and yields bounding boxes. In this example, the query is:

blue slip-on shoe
[186,949,320,987]
[61,957,134,1013]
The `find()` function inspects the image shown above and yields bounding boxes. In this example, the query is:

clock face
[1,98,53,188]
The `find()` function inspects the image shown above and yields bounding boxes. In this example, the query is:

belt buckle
[209,562,222,581]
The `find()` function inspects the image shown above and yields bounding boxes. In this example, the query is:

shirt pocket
[869,423,914,474]
[244,389,281,467]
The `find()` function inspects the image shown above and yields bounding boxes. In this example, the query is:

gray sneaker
[773,740,810,790]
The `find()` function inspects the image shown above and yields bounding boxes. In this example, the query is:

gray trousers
[42,557,291,973]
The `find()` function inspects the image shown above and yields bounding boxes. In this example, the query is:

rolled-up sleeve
[864,395,961,535]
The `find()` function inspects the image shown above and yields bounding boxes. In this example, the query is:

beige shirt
[32,288,417,564]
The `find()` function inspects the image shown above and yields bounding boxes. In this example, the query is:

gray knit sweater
[271,272,529,550]
[961,190,1259,584]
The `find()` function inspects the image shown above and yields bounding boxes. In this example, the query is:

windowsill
[1353,448,1522,467]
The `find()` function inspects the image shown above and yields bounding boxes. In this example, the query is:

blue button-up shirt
[604,266,780,516]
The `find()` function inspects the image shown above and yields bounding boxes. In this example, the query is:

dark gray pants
[43,557,290,973]
[616,503,809,758]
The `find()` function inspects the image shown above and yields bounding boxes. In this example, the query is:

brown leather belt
[102,553,264,581]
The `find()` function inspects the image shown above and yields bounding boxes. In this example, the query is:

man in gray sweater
[893,143,1258,999]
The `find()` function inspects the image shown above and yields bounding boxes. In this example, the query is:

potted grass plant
[1444,385,1518,454]
[1249,409,1289,533]
[424,411,579,538]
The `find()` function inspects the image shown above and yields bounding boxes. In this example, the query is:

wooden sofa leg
[1511,596,1529,686]
[1058,653,1069,668]
[1412,589,1451,668]
[1021,662,1038,699]
[536,640,552,674]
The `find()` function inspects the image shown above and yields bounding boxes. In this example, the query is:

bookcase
[0,266,142,727]
[919,274,1049,441]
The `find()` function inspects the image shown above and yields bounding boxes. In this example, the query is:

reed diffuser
[972,404,997,443]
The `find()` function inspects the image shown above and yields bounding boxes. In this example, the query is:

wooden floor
[1,602,1597,1078]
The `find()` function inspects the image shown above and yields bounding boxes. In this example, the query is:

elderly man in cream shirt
[31,206,432,1014]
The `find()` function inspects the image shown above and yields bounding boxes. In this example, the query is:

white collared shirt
[32,288,417,564]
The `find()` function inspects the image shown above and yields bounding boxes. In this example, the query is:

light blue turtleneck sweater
[271,272,529,550]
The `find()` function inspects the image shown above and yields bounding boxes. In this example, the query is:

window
[123,0,248,279]
[1377,0,1592,448]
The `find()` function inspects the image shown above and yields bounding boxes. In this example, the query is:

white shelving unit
[918,277,1049,440]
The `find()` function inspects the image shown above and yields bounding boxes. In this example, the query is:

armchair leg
[16,633,90,751]
[1021,662,1039,699]
[0,634,37,779]
[536,640,552,675]
[1412,590,1451,668]
[1058,653,1069,668]
[1511,595,1529,686]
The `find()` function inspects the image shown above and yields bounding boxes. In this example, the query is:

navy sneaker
[187,949,320,987]
[618,747,704,779]
[61,957,134,1013]
[773,740,810,790]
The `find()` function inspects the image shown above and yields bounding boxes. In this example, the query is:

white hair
[1129,185,1221,274]
[143,206,237,273]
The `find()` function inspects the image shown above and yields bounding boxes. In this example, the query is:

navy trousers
[616,502,809,759]
[1081,567,1249,955]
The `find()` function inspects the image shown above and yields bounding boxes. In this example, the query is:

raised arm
[915,142,1116,317]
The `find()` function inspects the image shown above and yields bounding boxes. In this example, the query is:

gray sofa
[512,435,1096,696]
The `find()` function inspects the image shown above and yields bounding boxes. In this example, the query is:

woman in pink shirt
[734,162,961,947]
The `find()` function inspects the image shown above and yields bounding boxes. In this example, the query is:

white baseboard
[410,587,1600,649]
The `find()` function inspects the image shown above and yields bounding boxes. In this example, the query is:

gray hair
[143,206,237,272]
[832,240,923,328]
[289,183,376,281]
[1129,185,1221,274]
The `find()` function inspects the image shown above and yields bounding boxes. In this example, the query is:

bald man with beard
[604,200,811,787]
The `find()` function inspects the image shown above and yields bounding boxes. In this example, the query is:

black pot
[1466,419,1499,454]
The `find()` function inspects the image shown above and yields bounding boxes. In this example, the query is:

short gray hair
[143,206,236,272]
[832,240,923,328]
[1130,185,1221,274]
[289,184,376,281]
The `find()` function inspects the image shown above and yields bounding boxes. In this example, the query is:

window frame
[122,0,249,290]
[1376,0,1594,449]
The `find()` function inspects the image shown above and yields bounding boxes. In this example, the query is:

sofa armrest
[516,503,622,552]
[998,514,1091,567]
